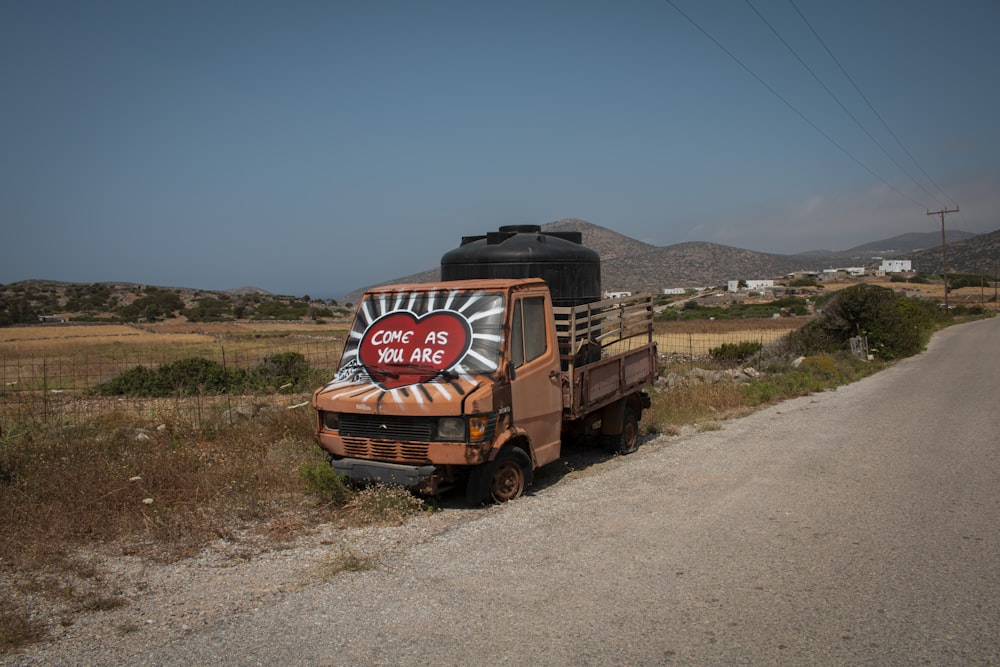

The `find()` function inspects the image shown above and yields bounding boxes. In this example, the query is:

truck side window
[511,296,548,369]
[522,296,547,363]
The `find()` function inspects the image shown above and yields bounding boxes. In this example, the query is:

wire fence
[652,328,793,365]
[0,340,343,432]
[1,328,796,432]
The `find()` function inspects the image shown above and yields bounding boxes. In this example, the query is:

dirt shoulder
[7,504,481,665]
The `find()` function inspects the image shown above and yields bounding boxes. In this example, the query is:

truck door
[509,294,563,466]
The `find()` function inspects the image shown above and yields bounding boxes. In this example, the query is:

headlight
[437,417,465,440]
[322,412,340,430]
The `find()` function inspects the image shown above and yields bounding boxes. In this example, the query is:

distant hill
[844,230,976,255]
[543,217,658,260]
[601,241,805,293]
[343,219,813,301]
[226,286,272,296]
[340,220,999,302]
[910,228,1000,275]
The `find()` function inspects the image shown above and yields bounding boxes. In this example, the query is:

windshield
[333,287,505,389]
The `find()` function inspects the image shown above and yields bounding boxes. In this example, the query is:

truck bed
[553,294,658,418]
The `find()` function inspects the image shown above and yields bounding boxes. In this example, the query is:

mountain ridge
[341,219,996,302]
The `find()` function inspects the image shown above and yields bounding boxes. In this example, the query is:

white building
[727,279,774,293]
[661,288,686,295]
[604,291,632,299]
[879,259,912,273]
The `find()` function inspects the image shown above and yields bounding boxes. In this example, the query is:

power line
[746,0,936,208]
[663,0,926,209]
[666,0,926,208]
[788,0,958,208]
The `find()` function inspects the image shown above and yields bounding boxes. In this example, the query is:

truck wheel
[614,406,640,455]
[467,446,532,505]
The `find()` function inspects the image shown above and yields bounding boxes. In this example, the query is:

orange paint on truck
[312,278,657,504]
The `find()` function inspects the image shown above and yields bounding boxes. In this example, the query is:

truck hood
[313,373,490,417]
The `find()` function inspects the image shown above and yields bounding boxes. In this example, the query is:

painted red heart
[358,311,472,388]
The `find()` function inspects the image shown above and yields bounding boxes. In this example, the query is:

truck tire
[613,405,640,455]
[466,446,532,505]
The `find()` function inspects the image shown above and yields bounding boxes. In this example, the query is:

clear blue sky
[2,1,998,299]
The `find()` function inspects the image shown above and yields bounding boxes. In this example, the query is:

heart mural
[358,310,473,388]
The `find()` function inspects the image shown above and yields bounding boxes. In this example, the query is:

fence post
[42,357,48,422]
[222,345,233,426]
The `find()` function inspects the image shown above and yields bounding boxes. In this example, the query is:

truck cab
[313,278,564,502]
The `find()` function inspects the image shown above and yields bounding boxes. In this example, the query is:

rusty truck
[311,226,658,503]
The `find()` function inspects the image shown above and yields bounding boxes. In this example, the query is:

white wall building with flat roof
[879,259,912,273]
[727,279,774,293]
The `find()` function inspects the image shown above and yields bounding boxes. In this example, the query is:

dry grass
[0,405,337,651]
[652,317,805,356]
[645,382,750,432]
[1,407,323,563]
[652,329,795,355]
[655,317,806,334]
[0,317,423,654]
[0,324,146,341]
[817,278,999,310]
[0,321,346,355]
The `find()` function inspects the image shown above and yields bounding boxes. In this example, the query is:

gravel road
[13,317,1000,666]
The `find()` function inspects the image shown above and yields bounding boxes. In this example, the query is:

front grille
[341,437,430,464]
[340,413,433,441]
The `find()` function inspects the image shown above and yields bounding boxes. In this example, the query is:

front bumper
[331,457,438,492]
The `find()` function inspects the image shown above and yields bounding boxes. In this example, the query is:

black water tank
[440,225,601,307]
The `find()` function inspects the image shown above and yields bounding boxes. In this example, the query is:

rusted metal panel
[567,341,657,417]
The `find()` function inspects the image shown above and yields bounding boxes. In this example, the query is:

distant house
[37,315,66,324]
[604,291,632,299]
[879,259,912,273]
[727,279,774,293]
[661,288,686,295]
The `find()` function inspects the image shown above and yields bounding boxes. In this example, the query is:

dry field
[0,322,347,359]
[653,317,806,356]
[819,278,999,309]
[0,322,350,429]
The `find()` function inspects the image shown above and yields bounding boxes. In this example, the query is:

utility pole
[927,206,960,308]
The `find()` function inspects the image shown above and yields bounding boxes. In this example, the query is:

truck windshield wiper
[376,364,459,381]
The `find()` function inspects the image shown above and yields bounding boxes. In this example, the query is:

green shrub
[94,352,327,397]
[798,355,838,377]
[93,357,248,396]
[116,288,184,322]
[787,284,936,360]
[658,297,809,322]
[299,462,352,505]
[254,352,310,389]
[157,357,240,394]
[251,300,309,320]
[740,367,834,404]
[183,296,232,322]
[709,341,762,365]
